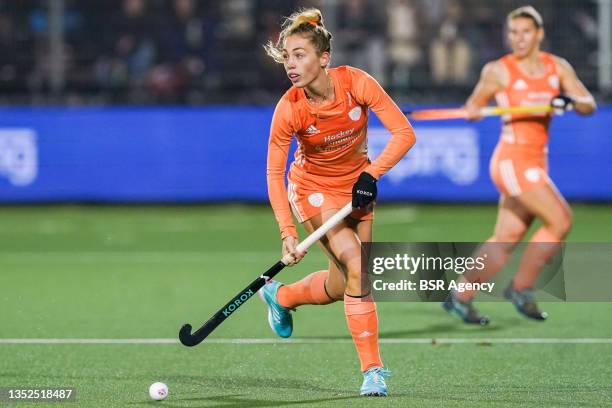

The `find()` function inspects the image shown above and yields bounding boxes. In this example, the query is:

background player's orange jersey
[490,52,561,196]
[267,66,415,238]
[494,52,560,151]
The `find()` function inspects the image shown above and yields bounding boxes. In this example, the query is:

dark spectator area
[0,0,604,105]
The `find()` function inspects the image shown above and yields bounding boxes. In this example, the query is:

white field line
[1,338,612,345]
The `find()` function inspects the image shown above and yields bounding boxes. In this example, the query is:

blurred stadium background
[1,1,612,406]
[0,0,611,203]
[0,0,610,105]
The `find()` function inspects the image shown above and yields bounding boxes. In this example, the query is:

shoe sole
[442,300,490,326]
[504,288,548,321]
[361,392,387,397]
[514,307,548,321]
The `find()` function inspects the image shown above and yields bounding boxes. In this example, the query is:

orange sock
[277,270,335,309]
[344,294,383,372]
[514,227,561,291]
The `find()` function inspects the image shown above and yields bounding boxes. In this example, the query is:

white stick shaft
[281,203,353,265]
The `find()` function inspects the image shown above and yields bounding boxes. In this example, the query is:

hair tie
[308,19,319,27]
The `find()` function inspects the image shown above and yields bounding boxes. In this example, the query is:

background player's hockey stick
[404,105,556,121]
[179,202,354,347]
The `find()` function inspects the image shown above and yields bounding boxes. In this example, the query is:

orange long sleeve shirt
[267,66,415,239]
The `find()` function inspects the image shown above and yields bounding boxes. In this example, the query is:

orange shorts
[490,144,551,197]
[287,181,373,223]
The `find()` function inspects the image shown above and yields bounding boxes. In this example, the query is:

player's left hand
[551,93,574,113]
[352,172,377,209]
[282,236,306,266]
[465,104,483,121]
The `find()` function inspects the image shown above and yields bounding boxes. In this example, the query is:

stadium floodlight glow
[179,202,354,347]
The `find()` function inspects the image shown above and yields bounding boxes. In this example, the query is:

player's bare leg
[505,182,572,320]
[304,209,388,396]
[259,213,342,338]
[459,195,535,300]
[444,196,534,324]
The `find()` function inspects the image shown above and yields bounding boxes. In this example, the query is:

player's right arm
[266,98,304,266]
[465,61,505,121]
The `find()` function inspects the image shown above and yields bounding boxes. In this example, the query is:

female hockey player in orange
[444,6,596,324]
[259,8,415,396]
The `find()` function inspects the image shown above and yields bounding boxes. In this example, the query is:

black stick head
[178,323,197,347]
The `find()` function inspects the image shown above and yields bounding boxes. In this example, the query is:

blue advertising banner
[369,107,612,201]
[0,106,610,202]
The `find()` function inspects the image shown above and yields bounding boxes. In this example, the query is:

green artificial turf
[1,204,611,407]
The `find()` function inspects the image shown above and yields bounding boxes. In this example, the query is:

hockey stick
[404,105,555,121]
[178,202,354,347]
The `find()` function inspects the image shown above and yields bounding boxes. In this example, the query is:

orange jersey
[491,52,560,197]
[494,52,560,151]
[267,66,415,239]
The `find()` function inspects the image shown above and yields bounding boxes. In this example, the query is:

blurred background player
[443,5,596,324]
[260,8,416,396]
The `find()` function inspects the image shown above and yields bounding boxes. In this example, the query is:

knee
[335,249,362,279]
[480,239,512,270]
[327,241,365,296]
[549,210,573,239]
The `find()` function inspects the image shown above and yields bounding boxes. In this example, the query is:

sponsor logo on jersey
[315,128,358,152]
[349,106,362,121]
[513,79,528,90]
[524,167,541,183]
[527,91,554,100]
[305,124,320,135]
[548,75,560,89]
[308,192,324,208]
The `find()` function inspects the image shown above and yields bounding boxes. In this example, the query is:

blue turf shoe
[360,367,390,397]
[504,284,548,321]
[443,291,490,326]
[258,280,293,338]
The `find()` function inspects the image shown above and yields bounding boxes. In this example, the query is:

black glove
[550,93,574,112]
[352,172,377,209]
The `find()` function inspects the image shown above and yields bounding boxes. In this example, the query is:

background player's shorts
[490,144,551,197]
[287,181,373,223]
